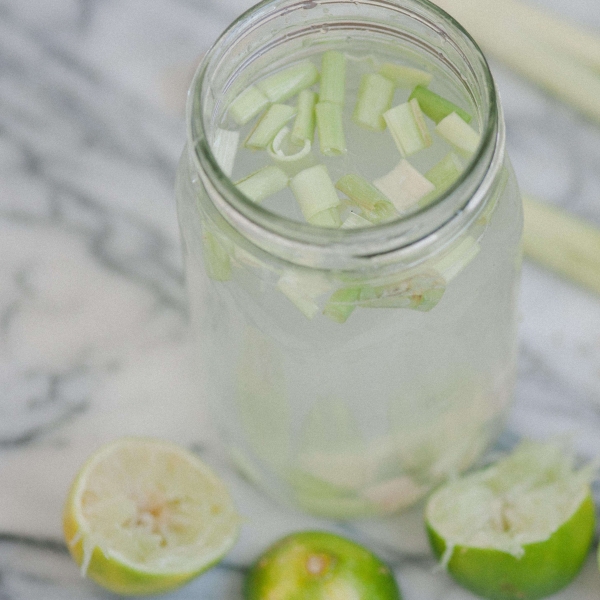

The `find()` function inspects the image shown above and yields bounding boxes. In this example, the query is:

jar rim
[187,0,502,269]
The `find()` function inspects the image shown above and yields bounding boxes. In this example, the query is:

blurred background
[1,0,600,598]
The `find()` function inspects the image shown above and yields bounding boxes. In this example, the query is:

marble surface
[2,0,600,598]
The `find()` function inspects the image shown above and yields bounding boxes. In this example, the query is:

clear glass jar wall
[176,0,523,518]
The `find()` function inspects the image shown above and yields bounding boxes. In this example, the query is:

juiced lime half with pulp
[63,437,240,596]
[425,439,596,600]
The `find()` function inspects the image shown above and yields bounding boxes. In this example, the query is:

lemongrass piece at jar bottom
[235,165,289,203]
[256,60,319,103]
[319,51,346,105]
[435,112,480,157]
[378,62,433,87]
[245,104,297,150]
[352,73,395,131]
[212,128,239,177]
[335,173,397,224]
[228,85,270,125]
[433,236,480,282]
[374,159,435,213]
[322,287,361,323]
[277,270,333,319]
[356,273,445,310]
[384,99,432,157]
[268,127,312,163]
[420,152,464,207]
[409,85,472,124]
[202,230,232,281]
[523,195,600,295]
[291,90,318,145]
[290,164,341,222]
[341,211,372,229]
[315,102,346,156]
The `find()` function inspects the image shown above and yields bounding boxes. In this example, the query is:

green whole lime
[245,531,401,600]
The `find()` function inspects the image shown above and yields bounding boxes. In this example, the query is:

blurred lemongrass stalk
[435,0,600,294]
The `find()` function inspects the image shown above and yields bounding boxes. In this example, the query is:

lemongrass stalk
[245,104,297,150]
[352,73,395,131]
[523,195,600,295]
[323,287,361,323]
[309,207,342,228]
[319,51,346,105]
[268,127,312,162]
[290,164,341,221]
[257,60,319,103]
[384,99,432,157]
[277,271,332,319]
[434,0,600,125]
[228,85,270,125]
[235,165,289,203]
[315,102,347,156]
[291,90,318,145]
[409,85,472,124]
[378,62,433,87]
[212,128,239,177]
[336,173,397,223]
[341,212,373,229]
[202,230,232,281]
[357,274,446,311]
[419,152,464,207]
[373,159,435,213]
[435,113,480,157]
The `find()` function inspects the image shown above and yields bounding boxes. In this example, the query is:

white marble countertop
[2,0,600,598]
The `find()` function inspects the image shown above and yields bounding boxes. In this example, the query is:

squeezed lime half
[425,439,596,600]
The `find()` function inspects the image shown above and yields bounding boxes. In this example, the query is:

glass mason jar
[176,0,522,518]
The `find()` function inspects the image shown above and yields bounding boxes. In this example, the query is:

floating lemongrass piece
[235,165,289,203]
[523,195,600,295]
[268,127,312,163]
[378,62,433,88]
[256,60,319,103]
[290,165,341,222]
[245,104,297,150]
[336,173,397,224]
[212,128,240,177]
[277,271,333,319]
[316,102,347,156]
[409,85,472,124]
[419,152,464,207]
[435,112,481,157]
[309,207,342,228]
[319,51,346,105]
[374,160,435,213]
[291,90,318,145]
[384,99,432,157]
[228,85,270,125]
[202,230,232,281]
[341,212,373,229]
[323,287,361,323]
[434,236,480,282]
[352,73,395,131]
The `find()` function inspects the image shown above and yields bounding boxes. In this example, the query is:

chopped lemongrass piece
[228,85,270,125]
[435,112,480,157]
[336,173,397,224]
[291,90,318,145]
[236,165,289,203]
[290,165,341,222]
[419,152,464,207]
[245,104,297,150]
[374,160,435,213]
[434,236,480,282]
[353,73,395,131]
[341,212,372,229]
[323,287,361,323]
[378,62,433,88]
[268,126,312,162]
[202,231,232,281]
[212,128,239,177]
[309,206,342,228]
[356,273,445,310]
[523,195,600,295]
[384,99,432,157]
[315,102,346,156]
[277,271,332,319]
[257,60,319,103]
[319,51,346,105]
[409,85,472,124]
